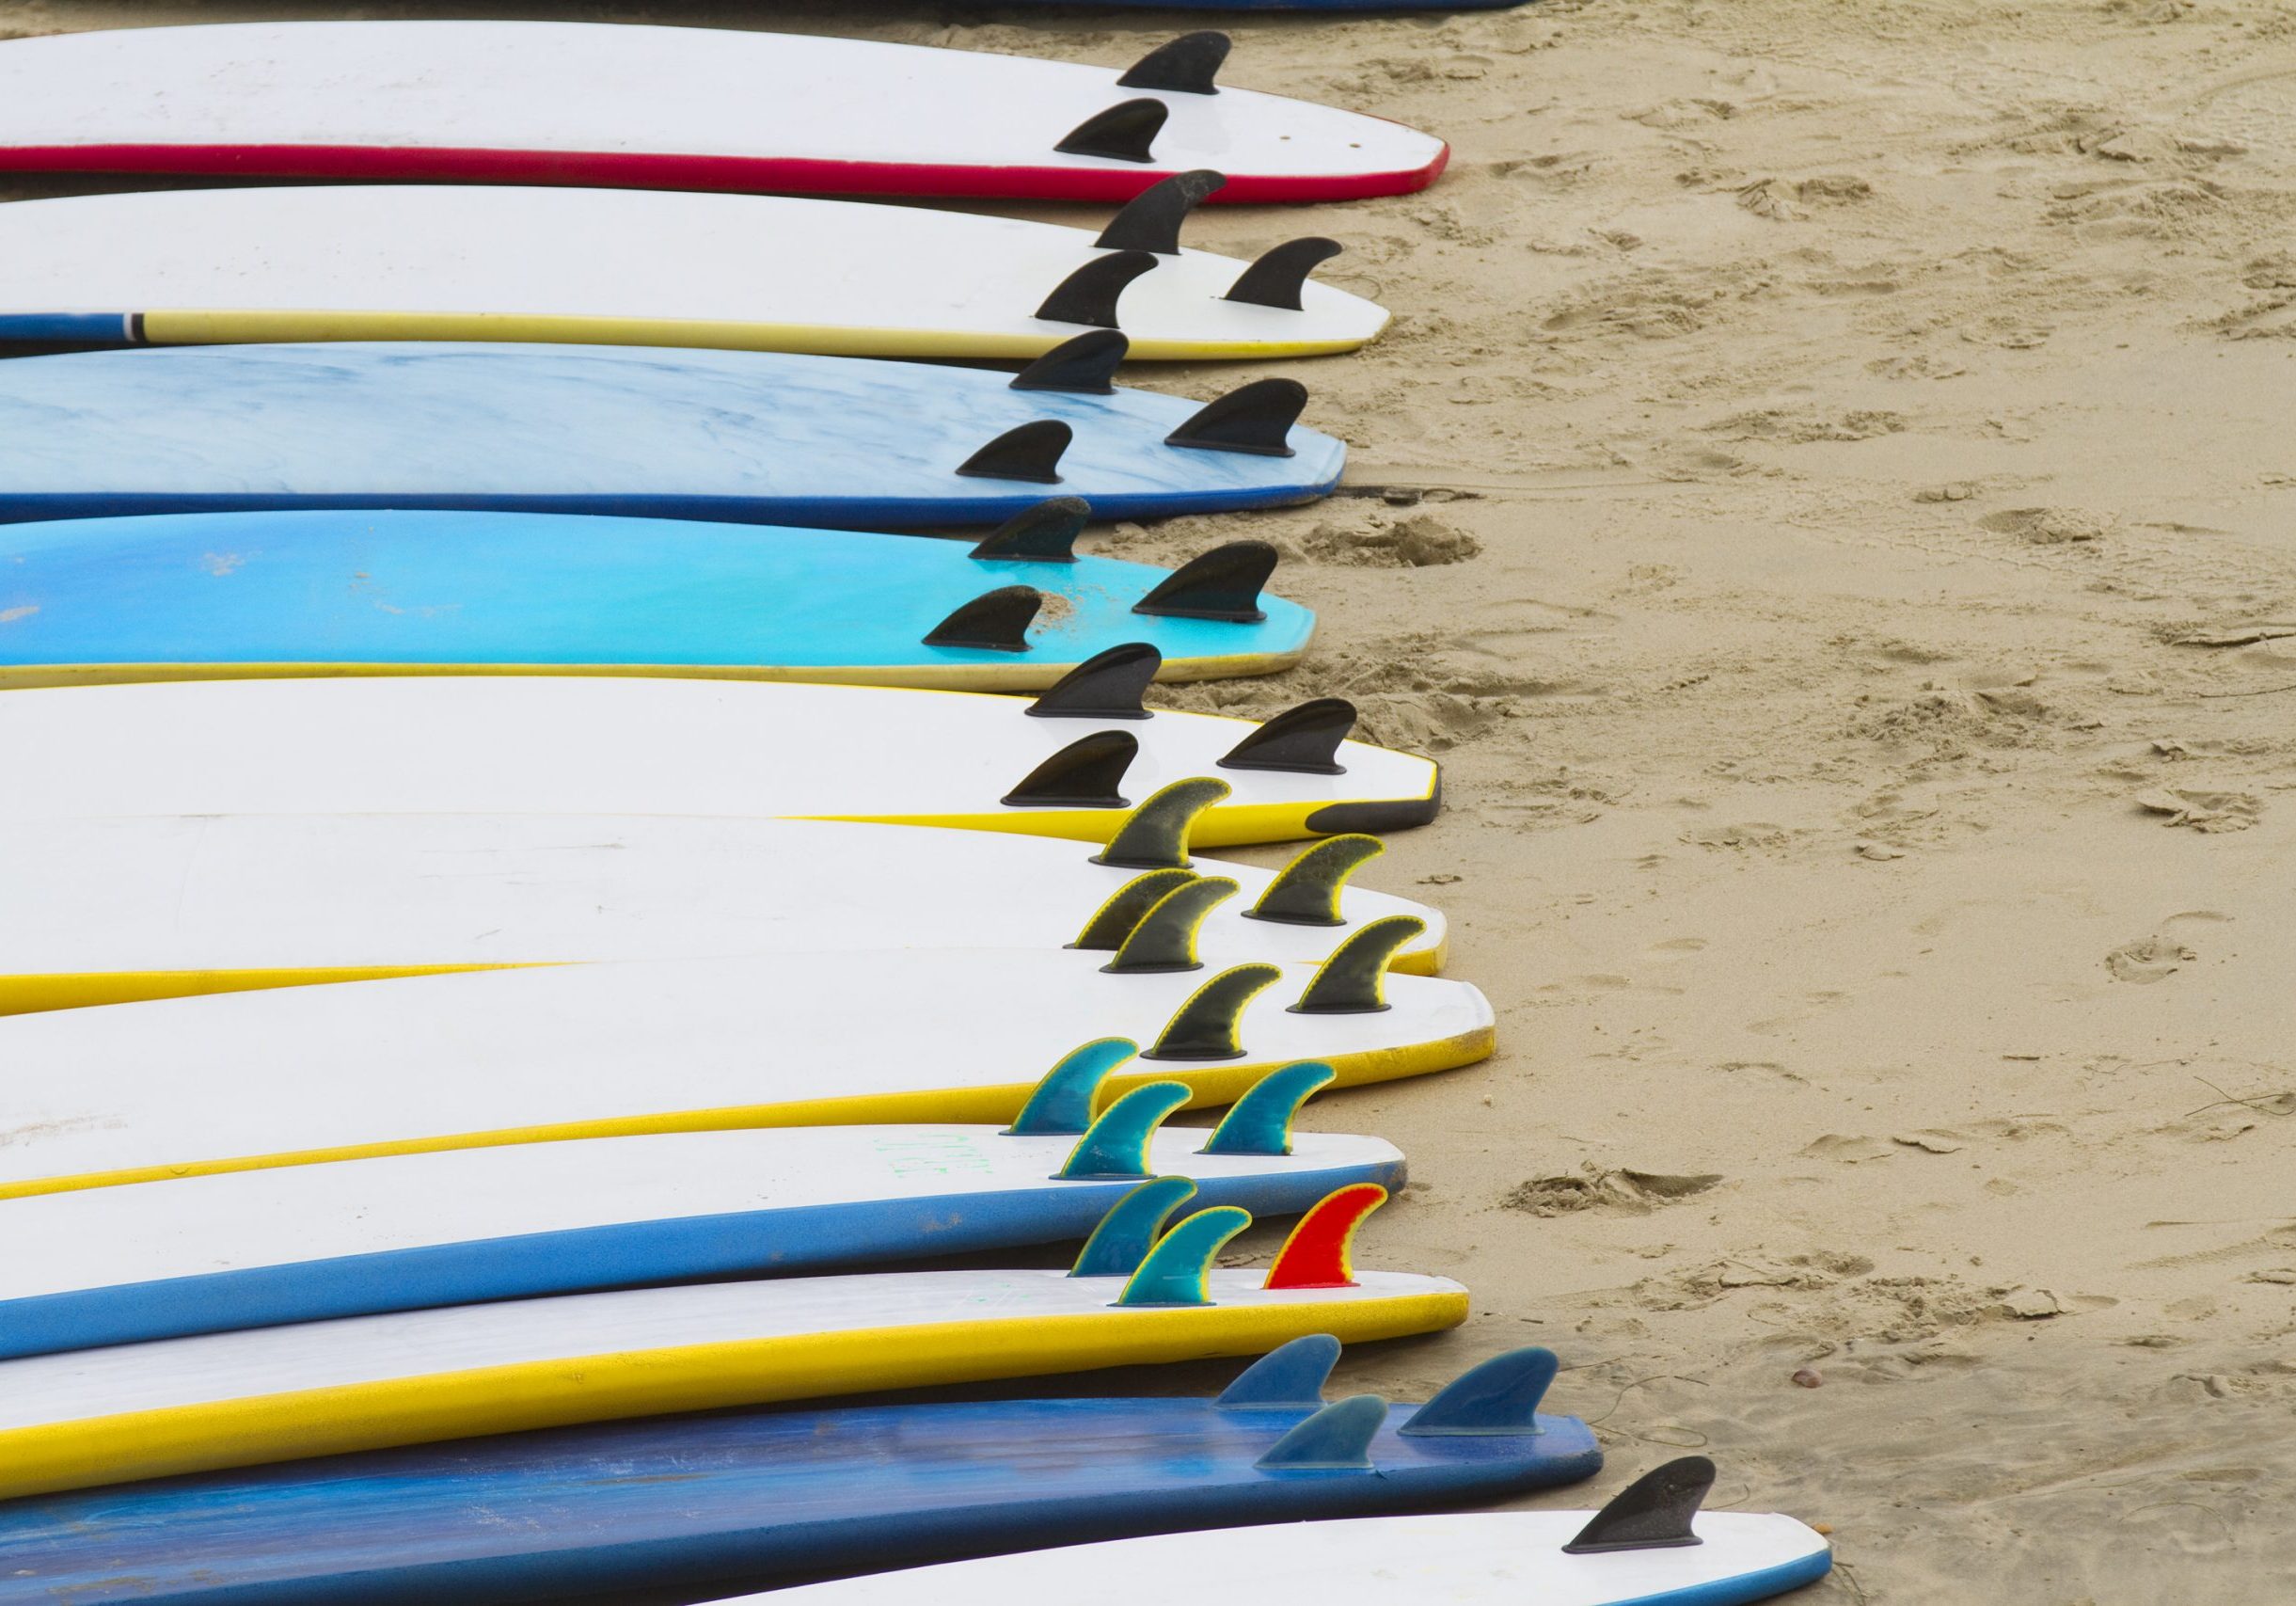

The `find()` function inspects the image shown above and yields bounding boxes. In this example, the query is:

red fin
[1263,1182,1386,1290]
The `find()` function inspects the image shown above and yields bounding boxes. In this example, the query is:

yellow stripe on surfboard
[0,962,543,1018]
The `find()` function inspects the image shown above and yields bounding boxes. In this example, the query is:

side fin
[1037,250,1158,328]
[1004,1038,1138,1137]
[1097,169,1226,255]
[1070,1175,1197,1277]
[1093,775,1231,869]
[1563,1457,1716,1554]
[923,586,1039,653]
[1002,729,1136,809]
[1145,962,1281,1061]
[1400,1346,1560,1438]
[1225,238,1343,311]
[1216,1333,1340,1407]
[1264,1182,1386,1290]
[1132,541,1275,623]
[1245,835,1382,927]
[1164,379,1306,458]
[1117,31,1229,95]
[1056,1080,1193,1179]
[1058,98,1168,164]
[1029,642,1161,721]
[1290,915,1424,1015]
[1221,698,1354,775]
[1199,1060,1335,1155]
[957,420,1070,485]
[1253,1394,1386,1471]
[1104,875,1239,974]
[1114,1204,1252,1305]
[970,497,1086,562]
[1011,329,1128,394]
[1071,868,1199,952]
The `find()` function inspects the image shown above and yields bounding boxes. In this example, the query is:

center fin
[1252,1394,1386,1471]
[970,497,1087,561]
[1114,1204,1253,1305]
[1029,642,1162,721]
[1198,1060,1336,1156]
[1097,169,1227,255]
[1092,775,1232,869]
[1071,1175,1198,1277]
[1563,1457,1717,1554]
[1216,1333,1340,1407]
[1264,1182,1387,1290]
[1002,729,1137,809]
[1245,835,1382,927]
[1144,962,1281,1061]
[1117,31,1230,95]
[1400,1346,1560,1437]
[1056,1080,1193,1179]
[1224,238,1343,311]
[1010,329,1128,394]
[1289,914,1424,1015]
[1071,868,1199,952]
[1004,1038,1138,1137]
[1103,875,1239,974]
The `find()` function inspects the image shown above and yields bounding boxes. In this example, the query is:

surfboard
[0,184,1385,361]
[0,950,1493,1197]
[0,1339,1598,1606]
[0,814,1449,1016]
[761,1458,1833,1606]
[0,23,1448,204]
[0,505,1316,691]
[0,340,1346,530]
[0,673,1443,848]
[0,1183,1469,1502]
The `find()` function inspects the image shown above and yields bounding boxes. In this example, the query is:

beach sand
[9,0,2296,1599]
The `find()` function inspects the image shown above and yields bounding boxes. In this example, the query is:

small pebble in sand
[1792,1368,1824,1389]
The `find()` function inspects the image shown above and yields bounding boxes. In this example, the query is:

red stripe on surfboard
[0,144,1449,203]
[1263,1182,1386,1290]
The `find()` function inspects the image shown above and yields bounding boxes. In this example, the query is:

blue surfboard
[0,337,1344,530]
[0,1340,1601,1606]
[0,502,1313,689]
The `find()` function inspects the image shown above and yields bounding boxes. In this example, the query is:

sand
[8,0,2296,1600]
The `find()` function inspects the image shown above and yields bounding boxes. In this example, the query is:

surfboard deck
[0,185,1386,361]
[0,342,1346,529]
[0,23,1447,203]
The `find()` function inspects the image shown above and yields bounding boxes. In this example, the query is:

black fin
[1057,98,1169,165]
[1105,876,1239,974]
[971,498,1087,563]
[1094,776,1232,870]
[1145,962,1282,1061]
[1037,250,1159,329]
[1028,642,1162,721]
[1003,730,1137,809]
[1132,541,1275,624]
[1221,698,1354,775]
[1564,1457,1716,1555]
[923,586,1040,654]
[1072,868,1200,951]
[1246,834,1383,927]
[1290,914,1423,1015]
[1225,238,1343,311]
[1011,330,1129,395]
[957,421,1071,485]
[1118,32,1230,96]
[1164,379,1306,458]
[1097,170,1227,255]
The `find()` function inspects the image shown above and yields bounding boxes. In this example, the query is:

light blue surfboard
[0,338,1345,529]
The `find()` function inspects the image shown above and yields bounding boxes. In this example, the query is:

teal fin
[1216,1333,1340,1408]
[1290,915,1425,1015]
[1071,869,1197,951]
[1104,875,1239,974]
[1114,1204,1252,1305]
[1399,1346,1559,1437]
[1005,1039,1137,1137]
[1145,962,1281,1061]
[1253,1393,1386,1471]
[1070,1176,1197,1278]
[1199,1060,1336,1156]
[1094,776,1233,870]
[1246,835,1383,928]
[1056,1081,1193,1179]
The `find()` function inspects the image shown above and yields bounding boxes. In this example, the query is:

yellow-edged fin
[0,963,545,1018]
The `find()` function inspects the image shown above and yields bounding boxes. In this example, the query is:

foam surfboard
[0,1340,1599,1606]
[0,339,1345,530]
[0,1184,1468,1502]
[0,1061,1401,1358]
[0,673,1442,847]
[0,184,1385,361]
[0,950,1492,1198]
[0,504,1315,691]
[763,1458,1833,1606]
[0,24,1448,203]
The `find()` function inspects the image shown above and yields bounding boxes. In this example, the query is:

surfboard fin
[1164,379,1306,457]
[1132,541,1275,623]
[1071,1175,1198,1277]
[1265,1182,1387,1289]
[970,497,1087,563]
[1563,1457,1716,1554]
[1119,31,1230,95]
[1010,329,1129,394]
[1115,1204,1253,1305]
[1217,1333,1340,1407]
[957,420,1071,485]
[1097,169,1227,255]
[1094,776,1231,869]
[1005,1038,1139,1136]
[1247,835,1382,927]
[1144,962,1281,1061]
[1200,1060,1336,1155]
[1057,98,1170,164]
[1221,697,1354,774]
[1029,642,1162,722]
[1291,914,1424,1015]
[1002,729,1137,809]
[1072,868,1200,951]
[1225,238,1344,310]
[1057,1080,1193,1179]
[1104,875,1239,974]
[924,585,1041,653]
[1401,1346,1560,1437]
[1253,1394,1386,1471]
[1037,249,1160,329]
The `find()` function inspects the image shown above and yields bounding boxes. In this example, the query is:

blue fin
[1069,1176,1197,1278]
[1399,1345,1560,1437]
[1216,1334,1340,1408]
[1114,1205,1252,1306]
[1198,1060,1336,1155]
[1005,1038,1137,1136]
[1253,1393,1386,1471]
[1056,1081,1192,1179]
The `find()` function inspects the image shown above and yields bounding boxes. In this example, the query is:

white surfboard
[0,184,1384,361]
[0,23,1448,205]
[0,676,1440,849]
